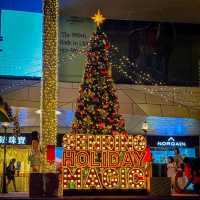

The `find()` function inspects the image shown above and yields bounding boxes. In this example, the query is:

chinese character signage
[0,134,30,145]
[62,134,147,190]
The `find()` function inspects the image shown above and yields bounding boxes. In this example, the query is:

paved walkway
[0,192,199,200]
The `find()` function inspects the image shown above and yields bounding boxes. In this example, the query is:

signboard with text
[147,136,199,148]
[59,17,96,82]
[0,134,31,145]
[62,134,147,190]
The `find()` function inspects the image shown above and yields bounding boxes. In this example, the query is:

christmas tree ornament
[99,122,106,129]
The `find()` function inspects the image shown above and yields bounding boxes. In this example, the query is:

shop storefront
[147,135,199,177]
[0,134,32,192]
[0,133,66,193]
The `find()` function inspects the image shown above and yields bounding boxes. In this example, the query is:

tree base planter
[29,173,59,197]
[29,173,43,197]
[43,173,59,197]
[149,177,171,196]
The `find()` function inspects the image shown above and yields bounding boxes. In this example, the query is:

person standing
[6,158,17,192]
[174,148,183,170]
[173,148,184,192]
[28,131,41,172]
[167,157,176,192]
[183,157,193,191]
[193,158,200,194]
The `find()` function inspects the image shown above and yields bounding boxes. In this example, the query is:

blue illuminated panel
[56,147,63,161]
[0,0,42,77]
[147,116,200,136]
[151,148,196,164]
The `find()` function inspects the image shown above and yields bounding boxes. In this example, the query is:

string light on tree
[57,10,200,116]
[69,10,127,136]
[62,44,199,109]
[60,32,199,109]
[109,44,199,108]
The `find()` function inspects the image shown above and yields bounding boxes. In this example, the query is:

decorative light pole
[142,120,148,137]
[142,120,152,190]
[1,121,10,193]
[40,0,58,172]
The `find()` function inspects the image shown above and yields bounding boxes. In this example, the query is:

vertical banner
[47,145,55,162]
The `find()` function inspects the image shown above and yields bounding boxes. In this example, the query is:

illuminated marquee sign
[62,134,147,190]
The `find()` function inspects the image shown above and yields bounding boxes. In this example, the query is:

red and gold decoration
[70,10,126,136]
[47,145,56,162]
[62,11,148,191]
[62,134,147,189]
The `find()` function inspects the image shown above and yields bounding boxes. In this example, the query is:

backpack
[6,166,11,176]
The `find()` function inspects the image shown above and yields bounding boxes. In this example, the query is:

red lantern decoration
[47,145,55,162]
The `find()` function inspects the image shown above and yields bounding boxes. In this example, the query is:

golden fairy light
[40,0,58,172]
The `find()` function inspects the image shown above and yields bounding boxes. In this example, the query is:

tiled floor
[0,192,199,200]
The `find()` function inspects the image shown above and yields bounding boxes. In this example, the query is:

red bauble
[112,130,119,136]
[122,131,128,138]
[119,119,125,127]
[105,43,110,49]
[92,96,99,103]
[103,104,109,109]
[108,117,114,124]
[99,122,105,129]
[92,125,96,129]
[100,69,108,76]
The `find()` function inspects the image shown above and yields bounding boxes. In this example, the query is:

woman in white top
[167,156,176,191]
[28,138,42,172]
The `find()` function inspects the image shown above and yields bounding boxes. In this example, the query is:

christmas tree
[71,10,127,136]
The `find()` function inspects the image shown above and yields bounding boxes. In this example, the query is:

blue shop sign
[157,137,186,147]
[147,136,199,148]
[0,134,31,145]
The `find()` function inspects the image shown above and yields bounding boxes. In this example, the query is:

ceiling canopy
[60,0,200,23]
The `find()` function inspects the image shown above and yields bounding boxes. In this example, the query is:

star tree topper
[91,9,106,27]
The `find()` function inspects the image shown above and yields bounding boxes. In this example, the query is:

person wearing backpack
[6,158,17,192]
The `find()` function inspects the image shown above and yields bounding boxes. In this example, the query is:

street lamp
[142,121,151,189]
[1,121,10,193]
[142,121,148,137]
